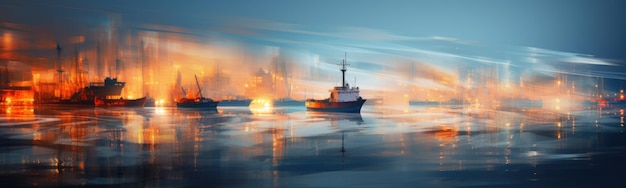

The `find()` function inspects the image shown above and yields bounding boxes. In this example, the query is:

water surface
[0,104,624,187]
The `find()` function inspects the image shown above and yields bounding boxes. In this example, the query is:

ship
[274,97,305,106]
[81,77,125,99]
[305,53,366,113]
[39,77,127,107]
[176,75,219,109]
[95,96,147,107]
[218,99,253,106]
[144,97,156,107]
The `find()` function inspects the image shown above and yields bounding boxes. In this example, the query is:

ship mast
[194,74,203,98]
[339,52,349,88]
[56,44,64,99]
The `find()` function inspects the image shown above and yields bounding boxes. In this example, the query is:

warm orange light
[250,98,273,107]
[249,98,274,114]
[250,106,273,114]
[2,33,13,51]
[158,99,165,106]
[154,107,166,115]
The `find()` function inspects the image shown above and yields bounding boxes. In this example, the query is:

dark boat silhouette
[305,53,366,113]
[144,97,156,107]
[219,99,252,106]
[176,75,219,109]
[40,77,127,107]
[83,77,125,98]
[95,96,147,107]
[274,97,305,106]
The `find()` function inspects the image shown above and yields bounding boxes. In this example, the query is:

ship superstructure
[305,53,366,113]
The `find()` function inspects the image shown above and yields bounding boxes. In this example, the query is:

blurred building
[1,61,34,105]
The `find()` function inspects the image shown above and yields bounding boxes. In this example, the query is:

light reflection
[154,107,166,115]
[0,93,624,186]
[249,106,274,114]
[250,98,273,107]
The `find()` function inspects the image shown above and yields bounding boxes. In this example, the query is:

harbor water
[0,104,625,187]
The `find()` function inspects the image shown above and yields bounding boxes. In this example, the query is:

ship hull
[305,99,366,113]
[38,100,95,107]
[176,98,219,108]
[95,97,147,107]
[144,97,156,107]
[176,102,219,108]
[274,99,305,107]
[88,86,124,98]
[218,99,252,106]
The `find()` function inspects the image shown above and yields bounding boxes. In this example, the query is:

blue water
[0,104,624,187]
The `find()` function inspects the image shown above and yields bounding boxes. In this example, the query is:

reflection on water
[0,104,625,187]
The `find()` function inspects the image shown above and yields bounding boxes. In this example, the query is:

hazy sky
[3,0,624,57]
[95,0,626,60]
[2,0,626,92]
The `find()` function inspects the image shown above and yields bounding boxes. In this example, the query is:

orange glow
[250,106,273,114]
[2,33,13,51]
[154,99,166,106]
[2,96,35,105]
[249,98,274,114]
[434,126,458,147]
[0,16,606,109]
[250,98,273,108]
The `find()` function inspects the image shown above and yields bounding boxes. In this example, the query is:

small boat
[176,97,219,108]
[306,53,366,113]
[176,74,219,109]
[95,97,147,107]
[144,97,156,107]
[274,97,305,107]
[219,99,253,106]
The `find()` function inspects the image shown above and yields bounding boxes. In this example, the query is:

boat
[177,97,219,108]
[219,99,253,106]
[274,97,305,106]
[409,100,441,106]
[94,96,147,107]
[176,75,219,109]
[84,77,125,98]
[305,53,366,113]
[38,77,127,107]
[144,97,156,107]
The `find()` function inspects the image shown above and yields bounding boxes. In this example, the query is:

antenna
[338,52,350,88]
